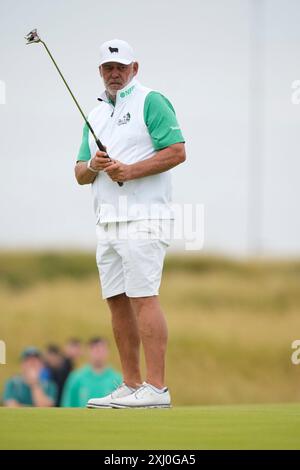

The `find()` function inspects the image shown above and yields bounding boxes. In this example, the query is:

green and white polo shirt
[77,77,185,223]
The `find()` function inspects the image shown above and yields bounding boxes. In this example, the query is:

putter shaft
[26,29,123,186]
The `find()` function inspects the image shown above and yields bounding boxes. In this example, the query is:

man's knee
[107,293,130,311]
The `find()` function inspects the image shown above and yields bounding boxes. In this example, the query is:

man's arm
[3,399,22,407]
[75,161,97,185]
[75,122,114,185]
[75,150,114,185]
[30,383,54,407]
[104,143,186,182]
[23,367,56,407]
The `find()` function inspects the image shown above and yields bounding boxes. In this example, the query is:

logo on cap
[109,47,119,53]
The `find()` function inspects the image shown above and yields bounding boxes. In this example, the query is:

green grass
[2,252,300,405]
[0,404,299,449]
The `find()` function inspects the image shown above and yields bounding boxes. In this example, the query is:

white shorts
[96,219,172,299]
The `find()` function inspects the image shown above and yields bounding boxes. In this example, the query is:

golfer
[75,39,186,408]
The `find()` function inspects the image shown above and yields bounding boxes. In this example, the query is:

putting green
[0,404,299,449]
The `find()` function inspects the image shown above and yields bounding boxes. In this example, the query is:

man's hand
[89,150,115,172]
[104,160,132,182]
[23,366,40,386]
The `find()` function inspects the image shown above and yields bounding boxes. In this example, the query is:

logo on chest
[117,112,131,126]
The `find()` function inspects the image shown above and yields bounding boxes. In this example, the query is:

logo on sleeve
[117,112,131,125]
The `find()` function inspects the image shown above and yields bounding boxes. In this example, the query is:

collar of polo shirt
[98,77,138,106]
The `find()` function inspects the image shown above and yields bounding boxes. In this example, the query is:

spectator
[63,338,82,373]
[43,344,72,407]
[61,337,122,407]
[3,347,57,407]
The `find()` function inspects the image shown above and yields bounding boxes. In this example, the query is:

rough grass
[0,404,299,449]
[1,252,300,405]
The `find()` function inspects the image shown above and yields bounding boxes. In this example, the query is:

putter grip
[96,139,123,187]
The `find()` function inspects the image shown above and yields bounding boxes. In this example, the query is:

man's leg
[107,293,142,388]
[130,296,168,389]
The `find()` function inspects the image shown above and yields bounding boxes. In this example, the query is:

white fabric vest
[88,77,173,223]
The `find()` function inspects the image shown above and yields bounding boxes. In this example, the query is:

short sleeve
[144,91,185,151]
[77,123,91,162]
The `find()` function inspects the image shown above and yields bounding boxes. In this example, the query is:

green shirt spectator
[3,375,57,406]
[61,365,122,407]
[2,346,57,407]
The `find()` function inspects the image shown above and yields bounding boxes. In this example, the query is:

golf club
[25,29,123,187]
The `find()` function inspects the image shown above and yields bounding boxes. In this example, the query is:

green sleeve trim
[77,123,91,162]
[144,91,185,151]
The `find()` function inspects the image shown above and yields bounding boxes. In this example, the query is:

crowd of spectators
[2,337,122,407]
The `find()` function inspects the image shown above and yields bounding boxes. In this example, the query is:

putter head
[25,29,41,45]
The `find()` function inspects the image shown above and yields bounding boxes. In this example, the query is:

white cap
[99,39,135,66]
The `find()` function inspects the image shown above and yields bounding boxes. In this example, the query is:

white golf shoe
[86,382,136,408]
[110,382,171,409]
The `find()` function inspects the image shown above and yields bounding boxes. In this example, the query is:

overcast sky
[0,0,299,256]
